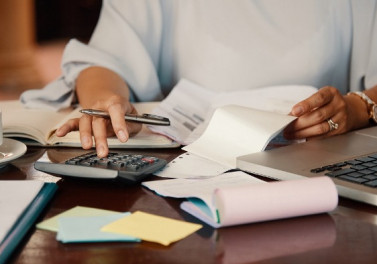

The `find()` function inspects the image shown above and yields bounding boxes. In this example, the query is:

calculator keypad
[35,151,167,184]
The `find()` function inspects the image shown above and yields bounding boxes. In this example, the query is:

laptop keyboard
[310,153,377,188]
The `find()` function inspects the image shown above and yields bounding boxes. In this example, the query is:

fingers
[91,116,111,157]
[291,86,337,116]
[287,101,334,133]
[79,114,94,150]
[80,102,141,158]
[285,86,348,140]
[285,113,343,140]
[107,103,129,142]
[55,118,80,137]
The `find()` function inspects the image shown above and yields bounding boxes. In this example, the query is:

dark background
[35,0,102,42]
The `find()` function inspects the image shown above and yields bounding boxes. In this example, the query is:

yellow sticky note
[37,206,119,232]
[101,211,202,246]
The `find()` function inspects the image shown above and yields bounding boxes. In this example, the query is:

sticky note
[101,211,202,246]
[56,213,140,243]
[37,206,119,232]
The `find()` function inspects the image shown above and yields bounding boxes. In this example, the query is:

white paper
[154,152,230,179]
[150,79,317,145]
[143,171,265,221]
[183,105,297,168]
[150,79,317,176]
[150,79,215,145]
[0,180,44,242]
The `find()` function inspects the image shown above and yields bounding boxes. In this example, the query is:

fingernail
[117,130,128,142]
[82,136,91,148]
[292,106,304,116]
[97,145,106,157]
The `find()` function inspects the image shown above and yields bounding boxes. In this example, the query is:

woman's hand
[55,66,142,157]
[56,97,142,157]
[284,86,369,140]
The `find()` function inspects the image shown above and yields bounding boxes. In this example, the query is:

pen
[79,109,170,126]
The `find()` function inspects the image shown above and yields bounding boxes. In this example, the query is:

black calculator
[34,152,167,184]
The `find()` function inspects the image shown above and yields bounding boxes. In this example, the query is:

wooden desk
[2,147,377,264]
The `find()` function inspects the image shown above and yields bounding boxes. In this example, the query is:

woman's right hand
[55,66,142,157]
[56,97,142,157]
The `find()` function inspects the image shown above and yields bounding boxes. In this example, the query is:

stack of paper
[151,79,317,177]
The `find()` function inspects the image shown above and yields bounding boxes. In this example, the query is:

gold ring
[327,118,339,132]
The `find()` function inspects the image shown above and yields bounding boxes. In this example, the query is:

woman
[21,0,377,157]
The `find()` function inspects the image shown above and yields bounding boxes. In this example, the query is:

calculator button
[110,161,126,169]
[80,161,94,166]
[98,159,111,166]
[127,164,140,171]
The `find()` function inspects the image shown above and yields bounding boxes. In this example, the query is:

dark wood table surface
[2,146,377,264]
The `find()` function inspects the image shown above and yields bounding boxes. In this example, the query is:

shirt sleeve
[349,0,377,91]
[20,0,165,110]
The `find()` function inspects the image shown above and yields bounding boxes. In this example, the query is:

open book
[1,100,179,148]
[142,172,338,228]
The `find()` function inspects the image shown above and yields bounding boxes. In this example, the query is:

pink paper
[215,176,338,226]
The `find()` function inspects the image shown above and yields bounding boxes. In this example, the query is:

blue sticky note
[56,212,140,243]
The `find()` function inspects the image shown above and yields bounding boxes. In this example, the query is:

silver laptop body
[237,126,377,206]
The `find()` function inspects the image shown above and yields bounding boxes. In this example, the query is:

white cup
[0,110,2,146]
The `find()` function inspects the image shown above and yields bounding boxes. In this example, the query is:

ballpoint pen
[79,109,171,126]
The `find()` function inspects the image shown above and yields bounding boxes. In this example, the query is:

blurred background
[0,0,102,100]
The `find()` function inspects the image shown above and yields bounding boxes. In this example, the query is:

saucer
[0,138,27,168]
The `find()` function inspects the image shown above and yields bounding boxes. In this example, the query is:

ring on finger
[327,118,339,132]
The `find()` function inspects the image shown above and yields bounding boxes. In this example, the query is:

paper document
[183,105,296,168]
[143,171,265,223]
[150,79,317,175]
[149,79,215,145]
[154,152,230,179]
[150,79,317,145]
[0,181,44,242]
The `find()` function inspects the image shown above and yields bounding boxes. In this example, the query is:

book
[1,100,179,148]
[142,172,338,228]
[0,181,58,264]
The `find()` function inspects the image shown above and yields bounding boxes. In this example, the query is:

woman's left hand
[284,86,353,140]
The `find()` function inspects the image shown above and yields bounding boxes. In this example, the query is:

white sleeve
[21,0,165,110]
[364,8,377,90]
[349,0,377,91]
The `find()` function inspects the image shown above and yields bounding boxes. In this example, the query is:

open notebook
[1,100,179,148]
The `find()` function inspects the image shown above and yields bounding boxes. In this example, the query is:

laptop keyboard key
[338,175,369,184]
[325,168,355,177]
[365,180,377,188]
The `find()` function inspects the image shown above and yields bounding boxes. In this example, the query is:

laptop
[237,126,377,206]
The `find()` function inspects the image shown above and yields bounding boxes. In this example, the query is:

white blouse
[21,0,377,110]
